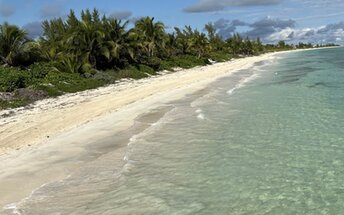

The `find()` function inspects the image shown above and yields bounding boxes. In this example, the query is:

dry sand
[0,49,323,209]
[0,52,283,155]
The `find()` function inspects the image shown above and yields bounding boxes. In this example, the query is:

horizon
[0,0,343,44]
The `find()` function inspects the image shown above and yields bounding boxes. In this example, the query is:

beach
[0,48,337,212]
[0,52,283,155]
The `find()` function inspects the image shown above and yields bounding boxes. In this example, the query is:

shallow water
[4,48,344,214]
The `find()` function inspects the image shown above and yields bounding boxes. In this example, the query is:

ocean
[4,47,344,214]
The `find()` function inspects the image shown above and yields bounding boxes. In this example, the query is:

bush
[140,56,161,70]
[137,64,156,76]
[33,85,62,97]
[42,71,104,93]
[0,67,32,92]
[28,62,54,79]
[0,98,29,109]
[160,55,209,70]
[94,65,157,82]
[117,66,149,80]
[208,52,232,62]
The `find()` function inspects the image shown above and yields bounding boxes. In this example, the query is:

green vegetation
[0,9,338,109]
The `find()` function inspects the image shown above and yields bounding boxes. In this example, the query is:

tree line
[0,9,338,109]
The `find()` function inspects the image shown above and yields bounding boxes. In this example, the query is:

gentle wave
[227,73,260,95]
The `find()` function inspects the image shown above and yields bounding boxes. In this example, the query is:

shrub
[208,52,232,62]
[118,66,149,80]
[42,71,104,93]
[160,55,209,70]
[137,64,157,75]
[0,98,29,109]
[0,67,31,92]
[140,56,161,70]
[28,62,54,79]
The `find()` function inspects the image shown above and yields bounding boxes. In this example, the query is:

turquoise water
[6,48,344,214]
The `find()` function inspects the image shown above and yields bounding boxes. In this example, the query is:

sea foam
[227,73,259,95]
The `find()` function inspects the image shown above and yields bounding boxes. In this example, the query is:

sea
[3,47,344,214]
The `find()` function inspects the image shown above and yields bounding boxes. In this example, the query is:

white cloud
[267,27,318,41]
[334,28,344,37]
[266,24,344,44]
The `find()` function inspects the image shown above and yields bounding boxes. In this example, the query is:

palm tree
[253,37,264,54]
[174,26,209,58]
[164,33,178,57]
[227,33,243,56]
[204,23,216,42]
[68,10,107,67]
[134,17,166,57]
[102,18,130,67]
[191,30,209,58]
[204,23,225,52]
[40,18,67,62]
[53,54,92,74]
[174,27,191,55]
[0,22,29,66]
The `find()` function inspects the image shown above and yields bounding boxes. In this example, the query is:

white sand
[0,52,284,155]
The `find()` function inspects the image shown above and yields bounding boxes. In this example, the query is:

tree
[253,37,264,54]
[278,40,286,48]
[174,27,192,55]
[204,23,216,42]
[134,17,166,57]
[227,33,243,56]
[0,22,30,66]
[40,9,131,72]
[174,25,211,58]
[204,22,225,52]
[191,30,209,58]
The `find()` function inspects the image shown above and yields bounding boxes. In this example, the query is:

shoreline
[0,47,339,209]
[0,51,281,155]
[0,47,338,155]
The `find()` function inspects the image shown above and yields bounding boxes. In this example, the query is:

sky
[0,0,344,44]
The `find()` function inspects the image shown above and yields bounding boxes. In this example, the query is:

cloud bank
[110,11,133,20]
[184,0,281,13]
[213,17,344,44]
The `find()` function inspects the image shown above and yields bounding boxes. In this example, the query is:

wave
[225,58,280,95]
[195,108,202,114]
[2,178,59,215]
[227,73,260,95]
[3,203,20,215]
[197,113,205,120]
[2,106,179,214]
[123,106,179,170]
[194,108,206,120]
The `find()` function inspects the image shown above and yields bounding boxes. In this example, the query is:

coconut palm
[174,26,195,55]
[0,22,30,66]
[134,17,166,57]
[190,30,209,58]
[102,18,130,67]
[54,54,92,74]
[40,18,68,62]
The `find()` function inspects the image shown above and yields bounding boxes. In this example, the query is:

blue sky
[0,0,344,43]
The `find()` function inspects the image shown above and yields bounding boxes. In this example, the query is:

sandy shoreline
[0,51,286,155]
[0,48,334,210]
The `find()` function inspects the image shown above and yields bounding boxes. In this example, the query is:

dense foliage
[0,9,338,109]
